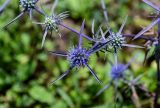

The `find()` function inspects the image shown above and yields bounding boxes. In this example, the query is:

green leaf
[57,88,74,108]
[29,85,54,104]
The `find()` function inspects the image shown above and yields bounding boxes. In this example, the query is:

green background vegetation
[0,0,159,107]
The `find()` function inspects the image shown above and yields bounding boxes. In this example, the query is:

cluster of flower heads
[1,0,160,104]
[49,20,103,84]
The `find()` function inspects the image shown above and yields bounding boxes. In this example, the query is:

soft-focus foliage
[0,0,158,108]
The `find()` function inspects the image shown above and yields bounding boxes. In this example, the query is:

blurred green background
[0,0,159,108]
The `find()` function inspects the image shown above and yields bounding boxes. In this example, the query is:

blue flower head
[67,47,89,67]
[35,12,69,48]
[100,16,142,52]
[2,0,44,29]
[44,16,57,30]
[110,63,125,80]
[108,32,125,51]
[90,15,143,68]
[96,59,133,96]
[44,11,68,31]
[49,20,102,84]
[19,0,38,11]
[33,0,69,48]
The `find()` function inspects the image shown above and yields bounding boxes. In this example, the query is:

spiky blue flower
[2,0,44,29]
[91,16,143,68]
[49,20,102,84]
[53,0,94,42]
[100,16,142,51]
[96,60,132,96]
[36,12,69,47]
[67,47,89,67]
[33,0,69,48]
[107,32,125,51]
[20,0,38,11]
[110,63,125,80]
[91,0,145,69]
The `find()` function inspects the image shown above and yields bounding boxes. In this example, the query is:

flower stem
[59,23,95,42]
[123,34,156,41]
[154,19,160,108]
[131,86,141,108]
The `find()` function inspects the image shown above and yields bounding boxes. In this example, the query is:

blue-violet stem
[59,23,95,42]
[0,0,11,14]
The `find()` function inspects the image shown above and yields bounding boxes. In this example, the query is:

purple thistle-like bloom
[0,0,11,14]
[67,48,89,67]
[20,0,38,11]
[49,20,102,84]
[33,0,69,48]
[97,0,144,68]
[105,16,143,50]
[110,63,125,80]
[34,11,69,48]
[134,0,160,40]
[96,60,132,96]
[2,0,44,29]
[91,16,143,67]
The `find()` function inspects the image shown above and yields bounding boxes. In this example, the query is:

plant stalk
[154,18,160,108]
